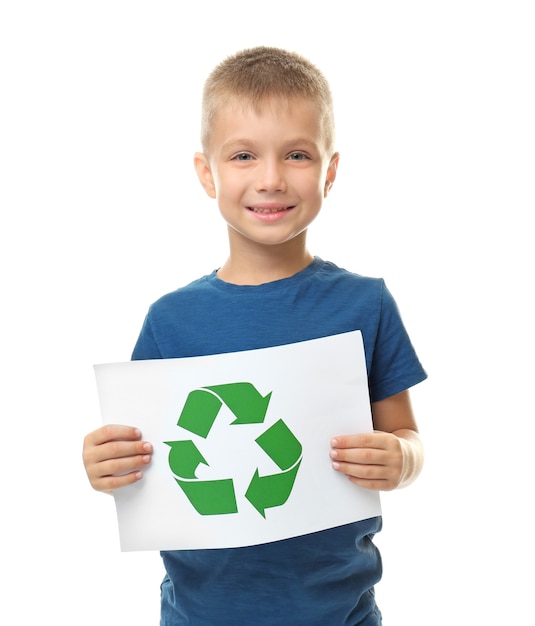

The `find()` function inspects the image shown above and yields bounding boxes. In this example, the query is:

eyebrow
[222,138,320,152]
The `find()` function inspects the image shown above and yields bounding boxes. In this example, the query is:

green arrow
[255,419,302,470]
[169,383,303,519]
[165,440,208,478]
[245,460,302,518]
[176,478,238,515]
[177,389,223,438]
[204,383,272,425]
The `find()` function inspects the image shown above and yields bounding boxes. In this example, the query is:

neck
[217,236,314,286]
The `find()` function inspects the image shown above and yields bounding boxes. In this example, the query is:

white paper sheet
[94,331,381,551]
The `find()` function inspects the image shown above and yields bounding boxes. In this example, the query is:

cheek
[213,170,244,196]
[309,179,328,201]
[288,171,321,197]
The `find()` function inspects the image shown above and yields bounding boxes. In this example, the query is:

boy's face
[195,97,338,252]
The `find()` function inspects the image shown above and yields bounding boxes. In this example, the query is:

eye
[288,152,310,161]
[232,152,254,161]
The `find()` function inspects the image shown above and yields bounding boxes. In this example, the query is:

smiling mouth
[247,205,295,214]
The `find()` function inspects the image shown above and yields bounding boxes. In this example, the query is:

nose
[255,158,287,193]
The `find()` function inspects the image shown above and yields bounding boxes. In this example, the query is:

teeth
[250,207,287,213]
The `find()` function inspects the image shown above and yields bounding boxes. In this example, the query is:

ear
[194,152,216,198]
[324,152,339,198]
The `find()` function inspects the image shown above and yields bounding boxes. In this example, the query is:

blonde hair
[201,46,335,153]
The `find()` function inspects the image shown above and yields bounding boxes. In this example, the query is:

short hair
[201,46,335,154]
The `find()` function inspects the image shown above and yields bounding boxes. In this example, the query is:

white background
[1,1,533,624]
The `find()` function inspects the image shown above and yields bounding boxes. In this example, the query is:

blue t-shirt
[132,257,427,626]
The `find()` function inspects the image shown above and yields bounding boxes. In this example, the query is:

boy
[83,46,427,625]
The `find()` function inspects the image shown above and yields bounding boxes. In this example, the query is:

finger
[330,446,390,466]
[89,438,153,465]
[332,459,400,491]
[88,451,152,493]
[97,450,152,478]
[91,468,145,493]
[347,475,394,491]
[84,424,143,447]
[331,433,388,450]
[83,424,151,470]
[332,459,386,479]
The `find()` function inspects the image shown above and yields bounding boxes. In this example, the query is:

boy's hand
[82,425,153,494]
[330,431,414,491]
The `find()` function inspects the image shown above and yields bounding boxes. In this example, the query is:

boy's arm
[330,390,423,491]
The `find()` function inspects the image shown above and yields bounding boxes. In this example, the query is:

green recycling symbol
[165,383,302,518]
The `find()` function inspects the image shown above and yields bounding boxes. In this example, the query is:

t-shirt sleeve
[367,281,427,402]
[131,311,163,360]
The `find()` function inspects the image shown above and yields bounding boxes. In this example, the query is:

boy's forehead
[218,94,320,119]
[207,98,325,150]
[204,95,333,155]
